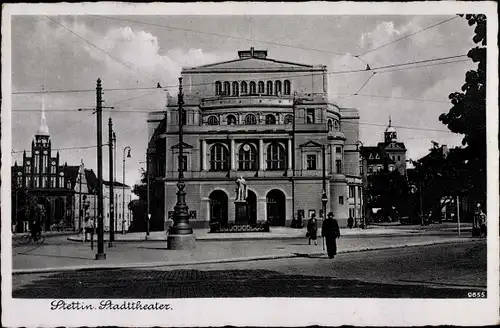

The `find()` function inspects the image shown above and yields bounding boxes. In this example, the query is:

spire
[388,115,392,127]
[36,86,50,136]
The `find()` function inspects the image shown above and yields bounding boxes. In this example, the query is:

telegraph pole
[78,159,83,234]
[95,78,106,260]
[108,118,115,247]
[146,151,151,237]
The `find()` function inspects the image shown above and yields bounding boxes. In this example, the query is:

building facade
[103,181,132,233]
[147,48,362,228]
[11,102,99,232]
[361,117,407,178]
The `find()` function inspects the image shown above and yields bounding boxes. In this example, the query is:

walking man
[321,212,341,259]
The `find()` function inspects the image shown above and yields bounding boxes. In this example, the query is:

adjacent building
[10,99,133,233]
[147,48,362,228]
[361,117,407,177]
[11,101,98,232]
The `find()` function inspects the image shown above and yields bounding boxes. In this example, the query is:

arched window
[275,81,282,96]
[284,80,291,95]
[334,120,340,131]
[245,114,257,125]
[238,143,257,171]
[265,114,276,125]
[210,143,229,171]
[266,142,286,170]
[249,81,256,94]
[232,81,239,96]
[327,119,333,131]
[207,115,219,125]
[258,81,265,94]
[284,114,294,124]
[266,81,273,95]
[215,81,222,96]
[223,81,230,96]
[241,81,248,94]
[227,115,237,125]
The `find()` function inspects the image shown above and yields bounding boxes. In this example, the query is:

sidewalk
[12,233,482,274]
[66,226,421,243]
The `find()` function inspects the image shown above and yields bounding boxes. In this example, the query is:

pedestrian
[306,213,318,245]
[321,212,341,259]
[84,215,94,242]
[30,203,43,241]
[479,209,487,238]
[347,216,354,229]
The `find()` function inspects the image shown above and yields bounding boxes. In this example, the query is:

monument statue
[235,176,247,201]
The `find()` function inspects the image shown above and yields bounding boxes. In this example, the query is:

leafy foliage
[438,14,486,199]
[365,168,410,221]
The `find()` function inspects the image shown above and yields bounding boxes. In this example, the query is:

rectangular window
[181,155,188,171]
[349,186,355,198]
[306,109,315,124]
[306,154,317,170]
[349,208,354,217]
[397,156,401,161]
[336,147,342,157]
[339,196,344,205]
[336,160,342,173]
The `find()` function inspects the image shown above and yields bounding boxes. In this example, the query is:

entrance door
[209,190,228,227]
[246,190,257,225]
[266,189,286,226]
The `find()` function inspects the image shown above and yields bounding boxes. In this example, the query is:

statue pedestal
[235,200,248,225]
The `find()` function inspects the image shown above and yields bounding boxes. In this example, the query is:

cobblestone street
[13,242,486,299]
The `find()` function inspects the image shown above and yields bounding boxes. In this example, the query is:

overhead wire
[88,15,352,57]
[44,16,157,83]
[11,53,469,96]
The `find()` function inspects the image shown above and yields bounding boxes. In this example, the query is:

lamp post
[356,141,365,228]
[108,118,115,247]
[321,144,328,219]
[122,146,131,234]
[167,77,195,250]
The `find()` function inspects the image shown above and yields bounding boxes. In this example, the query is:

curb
[12,238,482,275]
[66,231,425,243]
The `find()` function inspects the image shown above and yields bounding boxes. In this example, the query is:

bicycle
[19,231,45,245]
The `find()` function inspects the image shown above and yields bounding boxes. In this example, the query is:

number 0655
[467,292,486,298]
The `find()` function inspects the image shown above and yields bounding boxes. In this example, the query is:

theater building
[147,48,362,228]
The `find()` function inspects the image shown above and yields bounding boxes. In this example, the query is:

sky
[10,14,479,189]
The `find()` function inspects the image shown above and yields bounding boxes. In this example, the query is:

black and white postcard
[2,2,498,326]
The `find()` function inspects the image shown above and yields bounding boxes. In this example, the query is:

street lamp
[122,146,131,234]
[167,77,195,250]
[356,141,365,228]
[321,144,328,219]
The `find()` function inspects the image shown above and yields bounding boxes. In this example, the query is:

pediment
[186,57,313,71]
[300,140,323,148]
[171,142,193,149]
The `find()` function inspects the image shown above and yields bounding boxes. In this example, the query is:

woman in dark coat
[307,213,318,245]
[321,212,341,258]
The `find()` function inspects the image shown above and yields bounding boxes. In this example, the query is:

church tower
[384,116,397,143]
[31,92,52,188]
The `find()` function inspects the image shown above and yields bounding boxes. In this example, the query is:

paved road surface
[13,241,485,298]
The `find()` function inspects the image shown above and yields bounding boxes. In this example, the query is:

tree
[438,14,486,202]
[365,169,410,222]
